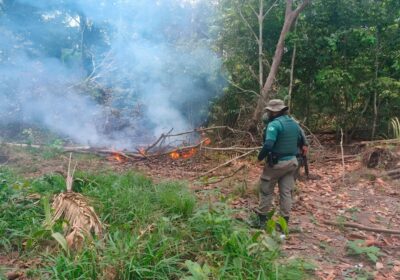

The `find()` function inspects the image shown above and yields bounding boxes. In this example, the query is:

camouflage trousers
[258,158,298,218]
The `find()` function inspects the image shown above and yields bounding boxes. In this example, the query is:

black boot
[283,216,289,224]
[258,214,267,229]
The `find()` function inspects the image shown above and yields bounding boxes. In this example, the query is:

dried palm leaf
[51,153,103,249]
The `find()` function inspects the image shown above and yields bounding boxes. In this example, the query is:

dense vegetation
[1,0,399,145]
[0,167,313,279]
[211,0,400,140]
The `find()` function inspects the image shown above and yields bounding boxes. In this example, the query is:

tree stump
[362,147,399,169]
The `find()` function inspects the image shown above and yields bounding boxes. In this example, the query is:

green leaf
[367,252,378,263]
[42,196,52,230]
[261,236,279,251]
[265,219,276,234]
[184,260,210,280]
[347,240,381,263]
[51,232,69,254]
[277,216,289,235]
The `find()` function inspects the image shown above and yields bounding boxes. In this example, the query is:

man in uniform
[257,99,307,228]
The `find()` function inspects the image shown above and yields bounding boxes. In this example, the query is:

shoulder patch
[268,127,275,131]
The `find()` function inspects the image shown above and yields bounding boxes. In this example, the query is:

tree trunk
[79,13,93,76]
[250,0,310,131]
[371,31,379,140]
[288,19,298,112]
[258,0,264,92]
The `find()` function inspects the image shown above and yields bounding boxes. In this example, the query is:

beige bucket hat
[264,99,288,112]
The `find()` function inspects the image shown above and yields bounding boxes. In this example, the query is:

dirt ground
[1,143,400,279]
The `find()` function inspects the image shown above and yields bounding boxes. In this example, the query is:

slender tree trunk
[371,31,379,140]
[288,19,298,112]
[79,13,93,76]
[250,0,310,131]
[79,13,87,63]
[258,0,264,92]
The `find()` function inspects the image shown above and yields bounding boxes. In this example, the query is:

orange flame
[112,152,123,162]
[169,136,210,160]
[182,148,197,159]
[169,151,180,160]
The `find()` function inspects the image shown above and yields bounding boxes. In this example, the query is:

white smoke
[0,0,223,149]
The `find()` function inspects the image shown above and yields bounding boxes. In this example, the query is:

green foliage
[0,167,47,252]
[22,128,34,145]
[343,264,374,280]
[184,260,211,280]
[46,249,99,280]
[347,239,382,263]
[156,181,196,217]
[0,170,313,279]
[212,0,400,140]
[30,173,66,195]
[390,117,400,139]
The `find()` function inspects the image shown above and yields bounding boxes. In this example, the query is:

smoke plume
[0,0,223,149]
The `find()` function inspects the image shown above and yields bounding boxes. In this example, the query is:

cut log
[360,139,400,145]
[322,220,400,235]
[386,168,400,180]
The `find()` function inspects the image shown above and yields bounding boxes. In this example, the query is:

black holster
[267,152,279,167]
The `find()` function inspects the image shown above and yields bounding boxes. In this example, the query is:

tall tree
[250,0,310,129]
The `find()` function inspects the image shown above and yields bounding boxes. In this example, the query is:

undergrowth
[0,167,314,279]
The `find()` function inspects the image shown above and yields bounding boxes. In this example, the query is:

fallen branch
[64,147,144,160]
[129,139,211,159]
[360,138,400,145]
[202,146,262,152]
[109,150,141,161]
[322,220,400,235]
[165,126,256,143]
[3,140,260,162]
[200,149,258,177]
[144,128,174,153]
[297,122,324,149]
[3,142,43,148]
[386,168,400,180]
[203,164,246,185]
[322,154,358,161]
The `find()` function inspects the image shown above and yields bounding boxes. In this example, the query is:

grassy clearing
[0,167,314,279]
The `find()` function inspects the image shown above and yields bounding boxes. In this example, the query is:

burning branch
[144,128,174,153]
[140,126,256,155]
[146,138,210,159]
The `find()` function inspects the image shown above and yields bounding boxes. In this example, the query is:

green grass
[0,167,314,279]
[0,167,48,252]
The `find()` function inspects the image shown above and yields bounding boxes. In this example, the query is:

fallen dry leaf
[375,178,386,186]
[324,270,336,280]
[376,262,384,270]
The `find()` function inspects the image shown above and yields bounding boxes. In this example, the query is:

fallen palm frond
[51,153,103,249]
[391,117,400,139]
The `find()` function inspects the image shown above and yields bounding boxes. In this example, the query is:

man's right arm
[298,127,308,155]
